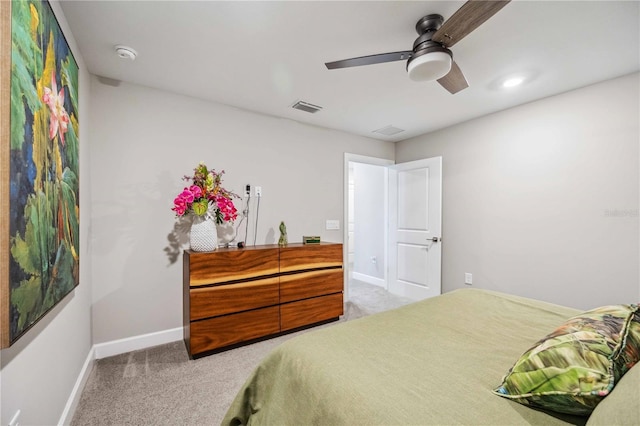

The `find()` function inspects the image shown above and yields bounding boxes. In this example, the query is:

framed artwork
[1,0,79,348]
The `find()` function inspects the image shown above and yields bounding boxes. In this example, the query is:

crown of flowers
[172,163,238,224]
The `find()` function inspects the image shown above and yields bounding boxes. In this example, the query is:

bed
[222,288,639,425]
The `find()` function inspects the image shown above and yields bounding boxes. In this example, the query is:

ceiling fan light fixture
[406,51,452,82]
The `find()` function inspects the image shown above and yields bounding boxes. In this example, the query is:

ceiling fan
[325,0,511,94]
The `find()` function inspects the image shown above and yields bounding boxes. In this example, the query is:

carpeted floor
[71,281,412,425]
[348,279,414,314]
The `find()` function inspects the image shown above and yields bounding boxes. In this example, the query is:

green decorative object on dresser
[278,221,288,246]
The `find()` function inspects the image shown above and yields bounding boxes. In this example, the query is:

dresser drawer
[280,293,343,332]
[280,269,343,303]
[190,277,279,321]
[190,306,280,355]
[187,247,279,286]
[279,243,342,273]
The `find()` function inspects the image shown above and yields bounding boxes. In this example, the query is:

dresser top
[185,242,341,254]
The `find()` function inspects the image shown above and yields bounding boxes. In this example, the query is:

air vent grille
[372,125,405,136]
[292,100,323,114]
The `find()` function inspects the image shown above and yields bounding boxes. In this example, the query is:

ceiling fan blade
[432,0,511,47]
[325,51,413,70]
[437,61,469,94]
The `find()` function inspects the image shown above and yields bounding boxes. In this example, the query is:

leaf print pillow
[494,304,640,416]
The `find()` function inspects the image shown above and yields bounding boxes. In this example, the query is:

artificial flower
[172,163,238,224]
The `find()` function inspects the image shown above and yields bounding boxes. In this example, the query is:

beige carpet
[348,279,414,314]
[71,281,412,425]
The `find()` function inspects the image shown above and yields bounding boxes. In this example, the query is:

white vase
[190,215,218,252]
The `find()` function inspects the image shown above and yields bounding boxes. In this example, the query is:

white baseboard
[94,327,183,359]
[58,346,95,425]
[352,272,386,288]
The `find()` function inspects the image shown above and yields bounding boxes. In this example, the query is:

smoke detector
[114,45,137,61]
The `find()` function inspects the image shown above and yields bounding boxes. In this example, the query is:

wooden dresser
[183,242,343,357]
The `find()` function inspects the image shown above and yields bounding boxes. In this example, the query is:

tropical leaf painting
[5,0,79,345]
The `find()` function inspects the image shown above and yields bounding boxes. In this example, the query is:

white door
[388,157,442,300]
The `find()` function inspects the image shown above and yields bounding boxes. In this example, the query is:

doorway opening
[343,154,443,314]
[343,154,412,313]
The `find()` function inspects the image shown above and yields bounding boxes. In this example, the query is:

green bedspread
[222,288,587,425]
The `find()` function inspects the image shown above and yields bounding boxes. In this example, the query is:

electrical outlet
[464,273,473,285]
[244,184,250,198]
[255,186,262,197]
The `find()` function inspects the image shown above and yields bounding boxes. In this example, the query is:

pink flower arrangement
[172,163,238,224]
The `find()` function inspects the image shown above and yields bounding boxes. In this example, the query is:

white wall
[352,162,386,283]
[0,2,93,425]
[89,78,394,344]
[396,73,640,310]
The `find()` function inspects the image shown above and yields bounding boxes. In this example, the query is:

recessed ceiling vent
[372,125,405,136]
[291,100,323,114]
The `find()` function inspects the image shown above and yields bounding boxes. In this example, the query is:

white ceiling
[60,1,640,142]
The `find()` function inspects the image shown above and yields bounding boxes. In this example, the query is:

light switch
[464,273,473,285]
[326,220,340,230]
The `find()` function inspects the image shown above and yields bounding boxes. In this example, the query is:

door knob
[430,237,441,242]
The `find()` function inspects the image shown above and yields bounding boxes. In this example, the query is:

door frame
[343,154,394,302]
